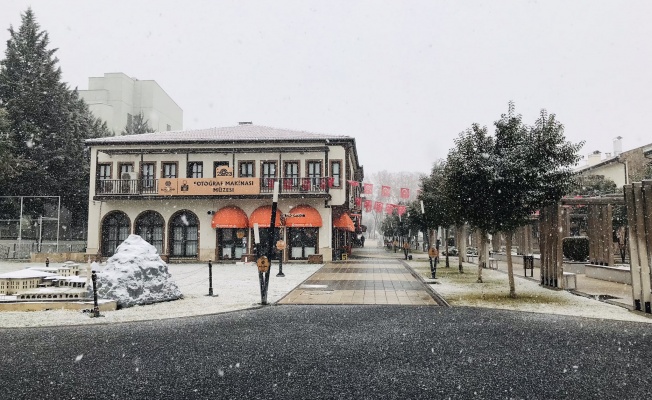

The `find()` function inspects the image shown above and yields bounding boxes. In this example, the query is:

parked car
[442,247,458,256]
[466,247,478,256]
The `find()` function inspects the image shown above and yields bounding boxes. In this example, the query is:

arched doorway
[135,211,165,254]
[101,211,130,257]
[169,211,199,258]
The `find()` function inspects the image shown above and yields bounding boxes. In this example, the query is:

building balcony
[94,177,333,197]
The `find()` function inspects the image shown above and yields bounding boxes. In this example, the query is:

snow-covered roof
[0,269,56,279]
[85,124,353,145]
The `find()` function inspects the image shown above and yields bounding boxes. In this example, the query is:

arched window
[169,211,199,258]
[135,211,165,254]
[101,211,131,257]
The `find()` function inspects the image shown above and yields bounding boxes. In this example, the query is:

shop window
[218,228,248,260]
[135,211,165,254]
[101,211,130,257]
[170,211,199,258]
[289,228,318,259]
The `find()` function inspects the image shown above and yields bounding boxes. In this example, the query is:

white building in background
[575,137,652,187]
[78,72,183,136]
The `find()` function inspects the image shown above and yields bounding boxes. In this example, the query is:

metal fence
[0,242,87,259]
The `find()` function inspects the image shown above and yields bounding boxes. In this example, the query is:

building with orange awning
[85,123,364,262]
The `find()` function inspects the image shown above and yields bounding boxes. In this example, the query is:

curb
[399,259,450,307]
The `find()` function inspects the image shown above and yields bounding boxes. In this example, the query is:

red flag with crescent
[385,203,395,214]
[364,200,372,213]
[400,188,410,199]
[355,197,362,207]
[397,205,407,216]
[363,183,373,194]
[381,185,391,197]
[374,201,383,213]
[347,180,359,187]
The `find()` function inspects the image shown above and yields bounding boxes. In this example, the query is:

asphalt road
[2,305,651,399]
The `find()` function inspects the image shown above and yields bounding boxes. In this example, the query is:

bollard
[208,260,214,296]
[276,250,285,277]
[45,257,49,268]
[91,271,100,318]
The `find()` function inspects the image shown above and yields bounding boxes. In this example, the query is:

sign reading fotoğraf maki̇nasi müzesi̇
[158,166,260,195]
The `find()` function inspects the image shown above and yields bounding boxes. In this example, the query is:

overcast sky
[2,1,651,174]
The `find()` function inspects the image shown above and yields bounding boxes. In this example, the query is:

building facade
[576,137,652,188]
[85,124,364,262]
[78,72,183,135]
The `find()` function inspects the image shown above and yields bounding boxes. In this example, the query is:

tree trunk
[445,227,450,267]
[506,233,516,298]
[477,230,485,283]
[457,224,465,273]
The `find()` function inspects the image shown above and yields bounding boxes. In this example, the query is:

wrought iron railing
[96,177,329,195]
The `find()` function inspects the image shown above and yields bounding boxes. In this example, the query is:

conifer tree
[0,8,110,231]
[121,112,155,135]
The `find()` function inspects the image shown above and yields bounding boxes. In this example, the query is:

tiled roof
[86,124,353,145]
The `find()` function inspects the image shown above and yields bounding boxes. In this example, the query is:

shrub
[563,236,589,261]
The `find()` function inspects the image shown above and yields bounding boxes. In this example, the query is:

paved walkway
[278,257,440,305]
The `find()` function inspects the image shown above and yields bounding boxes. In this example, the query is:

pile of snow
[90,235,182,308]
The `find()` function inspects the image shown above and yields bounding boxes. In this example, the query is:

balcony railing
[95,177,330,196]
[96,179,158,195]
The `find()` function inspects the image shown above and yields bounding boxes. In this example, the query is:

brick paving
[278,258,439,305]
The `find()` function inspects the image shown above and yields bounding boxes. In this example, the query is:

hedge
[562,236,589,262]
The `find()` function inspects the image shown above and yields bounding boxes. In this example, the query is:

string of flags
[347,181,413,216]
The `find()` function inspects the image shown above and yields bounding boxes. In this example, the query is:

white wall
[79,72,183,135]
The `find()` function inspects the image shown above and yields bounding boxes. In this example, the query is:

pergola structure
[539,195,624,289]
[624,180,652,314]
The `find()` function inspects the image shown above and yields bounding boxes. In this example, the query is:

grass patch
[411,260,569,307]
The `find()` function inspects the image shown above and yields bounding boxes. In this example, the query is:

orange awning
[285,205,322,228]
[333,213,355,232]
[211,206,249,228]
[249,205,283,228]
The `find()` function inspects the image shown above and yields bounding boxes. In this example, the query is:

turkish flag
[374,201,383,213]
[400,188,410,199]
[363,183,373,194]
[381,185,391,197]
[385,203,395,214]
[327,177,335,188]
[347,180,359,187]
[364,200,372,213]
[355,197,362,207]
[397,205,407,216]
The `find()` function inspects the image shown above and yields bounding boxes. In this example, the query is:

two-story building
[85,123,364,262]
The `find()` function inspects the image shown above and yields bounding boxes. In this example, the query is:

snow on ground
[424,262,652,324]
[0,260,321,328]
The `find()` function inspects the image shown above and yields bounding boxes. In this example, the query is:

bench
[488,258,498,270]
[562,272,577,290]
[308,254,324,263]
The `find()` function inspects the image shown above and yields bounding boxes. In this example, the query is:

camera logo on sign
[215,166,233,177]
